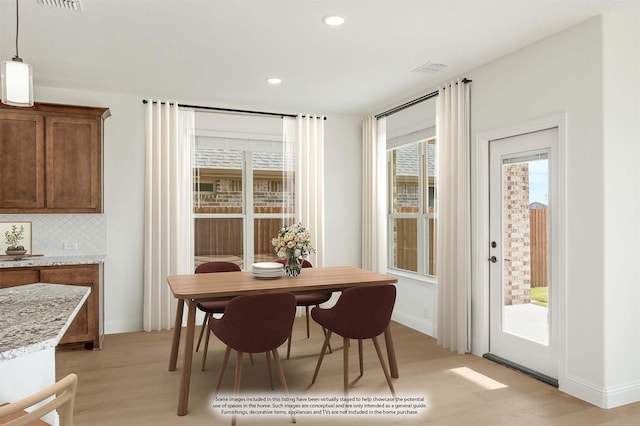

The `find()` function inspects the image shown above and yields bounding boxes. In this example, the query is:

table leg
[169,298,184,371]
[384,325,399,378]
[177,300,196,416]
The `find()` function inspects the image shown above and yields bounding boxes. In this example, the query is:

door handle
[488,256,497,263]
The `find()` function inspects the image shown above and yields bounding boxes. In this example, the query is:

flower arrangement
[272,223,315,276]
[4,224,25,253]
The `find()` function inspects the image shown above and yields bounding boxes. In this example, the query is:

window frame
[387,136,437,279]
[192,137,295,270]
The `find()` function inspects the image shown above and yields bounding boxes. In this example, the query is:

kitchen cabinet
[0,103,110,213]
[0,263,103,349]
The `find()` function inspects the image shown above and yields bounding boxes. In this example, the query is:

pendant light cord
[14,0,20,59]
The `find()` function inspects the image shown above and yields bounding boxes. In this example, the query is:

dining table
[167,265,399,416]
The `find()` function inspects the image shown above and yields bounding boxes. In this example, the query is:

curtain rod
[142,100,326,120]
[375,78,472,119]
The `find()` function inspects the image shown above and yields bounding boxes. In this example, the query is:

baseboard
[391,310,434,337]
[563,375,640,408]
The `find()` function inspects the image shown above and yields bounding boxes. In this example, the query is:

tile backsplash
[0,214,106,256]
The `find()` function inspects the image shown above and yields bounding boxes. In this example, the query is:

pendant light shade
[1,59,33,107]
[1,0,34,107]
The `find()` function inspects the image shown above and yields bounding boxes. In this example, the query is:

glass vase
[285,256,302,277]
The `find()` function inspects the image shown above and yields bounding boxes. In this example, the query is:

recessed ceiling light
[266,77,282,85]
[322,15,346,26]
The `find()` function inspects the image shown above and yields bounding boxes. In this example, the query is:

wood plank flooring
[55,319,640,425]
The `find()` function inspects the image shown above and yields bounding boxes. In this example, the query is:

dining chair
[274,258,333,359]
[194,261,243,371]
[209,292,297,426]
[0,373,77,426]
[310,284,397,397]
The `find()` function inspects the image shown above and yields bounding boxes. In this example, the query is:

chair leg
[372,336,396,397]
[196,313,210,352]
[215,346,232,394]
[287,334,292,360]
[201,321,213,371]
[343,337,349,396]
[232,351,244,426]
[265,351,274,390]
[311,330,333,384]
[249,353,254,365]
[305,306,311,338]
[358,339,364,377]
[321,326,333,354]
[271,349,296,424]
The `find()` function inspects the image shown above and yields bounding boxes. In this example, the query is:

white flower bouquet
[272,223,315,276]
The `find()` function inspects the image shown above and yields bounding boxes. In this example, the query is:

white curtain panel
[282,117,297,224]
[361,115,387,273]
[436,79,471,354]
[296,115,325,267]
[143,102,194,331]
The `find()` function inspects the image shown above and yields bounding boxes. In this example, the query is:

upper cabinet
[0,103,110,213]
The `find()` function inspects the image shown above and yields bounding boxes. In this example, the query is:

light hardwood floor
[56,319,640,425]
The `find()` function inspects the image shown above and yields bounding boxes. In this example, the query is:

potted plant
[5,224,26,255]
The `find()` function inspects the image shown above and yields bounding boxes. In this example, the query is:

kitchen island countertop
[0,283,91,362]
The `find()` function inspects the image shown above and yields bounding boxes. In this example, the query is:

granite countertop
[0,254,105,269]
[0,283,91,362]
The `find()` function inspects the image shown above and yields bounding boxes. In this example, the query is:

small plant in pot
[5,224,26,255]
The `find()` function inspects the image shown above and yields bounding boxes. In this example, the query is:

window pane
[194,218,243,270]
[391,218,418,272]
[253,151,295,214]
[427,216,437,276]
[193,148,243,214]
[391,144,419,214]
[428,140,437,212]
[254,218,285,263]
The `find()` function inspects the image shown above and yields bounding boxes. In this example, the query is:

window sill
[387,268,437,287]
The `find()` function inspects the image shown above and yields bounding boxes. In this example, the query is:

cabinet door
[45,115,101,212]
[0,111,45,210]
[40,265,99,349]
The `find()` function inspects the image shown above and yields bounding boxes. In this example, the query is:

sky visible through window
[528,159,548,205]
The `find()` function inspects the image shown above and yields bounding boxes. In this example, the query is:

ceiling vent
[36,0,82,11]
[413,61,448,74]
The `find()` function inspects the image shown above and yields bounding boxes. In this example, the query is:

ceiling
[1,0,637,116]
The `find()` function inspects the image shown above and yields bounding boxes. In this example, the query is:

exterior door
[488,127,559,381]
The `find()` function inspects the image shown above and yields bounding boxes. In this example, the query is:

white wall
[468,14,606,392]
[461,15,638,407]
[376,11,639,408]
[323,114,363,267]
[601,11,640,407]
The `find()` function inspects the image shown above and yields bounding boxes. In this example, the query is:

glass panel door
[501,153,549,345]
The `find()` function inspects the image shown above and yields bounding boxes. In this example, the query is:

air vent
[36,0,82,11]
[413,61,449,74]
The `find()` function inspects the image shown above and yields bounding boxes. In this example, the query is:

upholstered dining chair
[274,258,333,359]
[194,261,242,371]
[209,292,297,426]
[310,284,397,397]
[0,373,77,426]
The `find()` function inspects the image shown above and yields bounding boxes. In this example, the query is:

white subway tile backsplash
[0,214,106,256]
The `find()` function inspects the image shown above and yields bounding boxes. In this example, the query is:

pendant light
[1,0,34,107]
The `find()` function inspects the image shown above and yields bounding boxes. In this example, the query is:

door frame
[471,113,567,387]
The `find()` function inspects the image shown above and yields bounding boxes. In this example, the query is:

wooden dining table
[167,265,399,416]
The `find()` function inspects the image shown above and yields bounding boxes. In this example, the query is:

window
[192,123,295,270]
[387,138,437,276]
